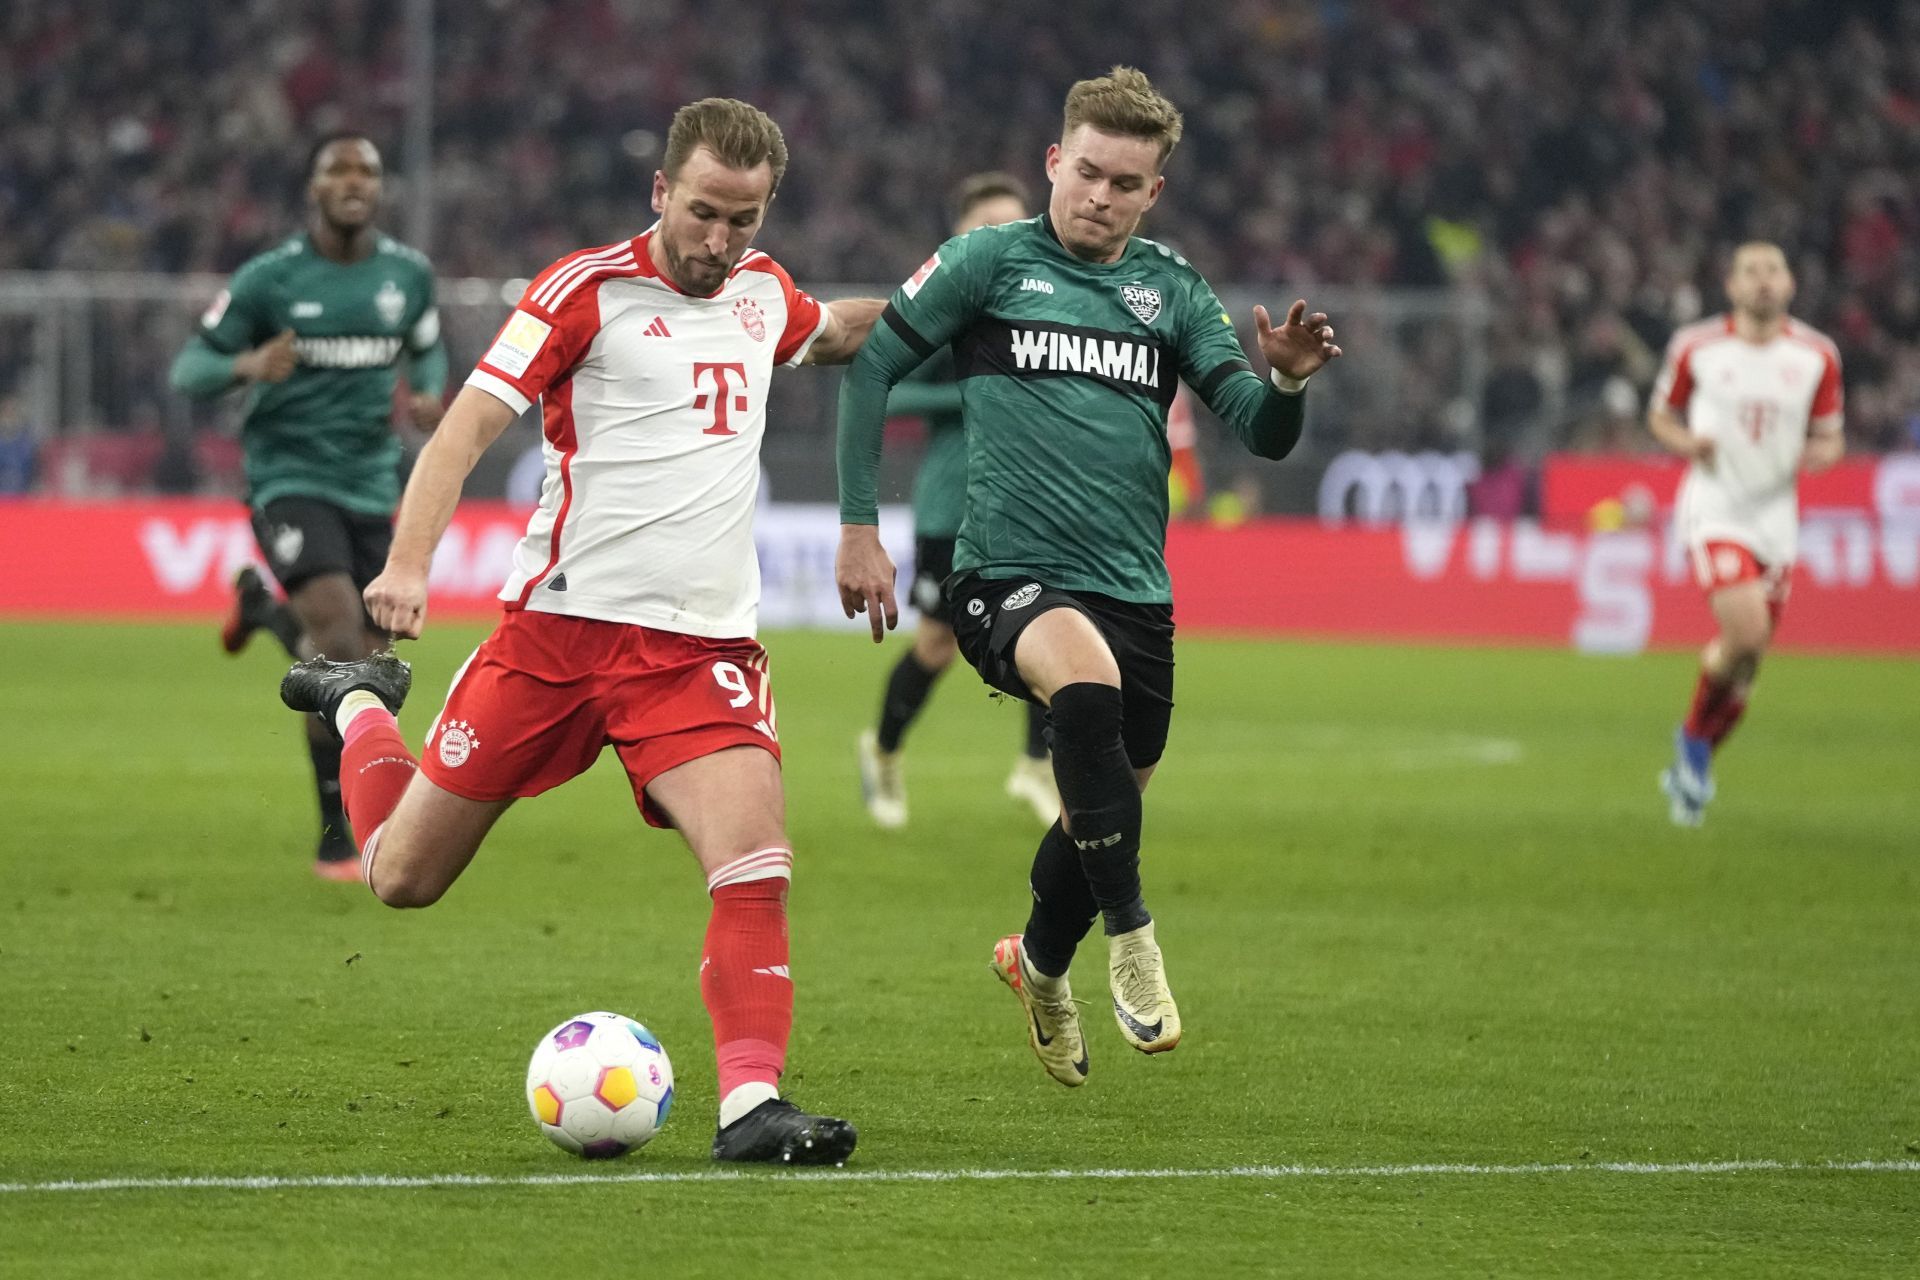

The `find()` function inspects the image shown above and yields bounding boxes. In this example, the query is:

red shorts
[1690,539,1791,626]
[420,610,780,828]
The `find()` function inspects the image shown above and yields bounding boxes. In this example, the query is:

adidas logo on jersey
[643,316,672,337]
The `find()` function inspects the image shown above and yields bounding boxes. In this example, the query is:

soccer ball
[525,1011,674,1158]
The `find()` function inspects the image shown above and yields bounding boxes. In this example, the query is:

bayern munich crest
[1121,284,1162,325]
[734,297,767,342]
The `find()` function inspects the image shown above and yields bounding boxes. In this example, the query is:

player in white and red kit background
[276,99,884,1163]
[1647,242,1845,827]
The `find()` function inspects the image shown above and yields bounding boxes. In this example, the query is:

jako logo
[1020,278,1055,294]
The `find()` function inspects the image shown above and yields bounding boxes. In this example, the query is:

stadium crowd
[2,0,1917,464]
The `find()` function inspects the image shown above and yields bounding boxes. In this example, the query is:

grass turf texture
[0,620,1914,1277]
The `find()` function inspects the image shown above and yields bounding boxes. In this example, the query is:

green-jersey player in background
[856,172,1060,832]
[170,133,448,880]
[835,68,1342,1087]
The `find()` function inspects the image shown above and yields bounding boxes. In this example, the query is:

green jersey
[838,214,1304,603]
[188,233,444,516]
[886,349,966,539]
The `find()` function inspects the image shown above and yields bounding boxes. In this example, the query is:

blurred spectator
[1466,442,1538,521]
[0,392,40,494]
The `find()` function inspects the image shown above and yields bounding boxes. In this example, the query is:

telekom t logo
[693,362,749,435]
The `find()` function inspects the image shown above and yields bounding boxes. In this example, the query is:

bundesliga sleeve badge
[902,252,941,300]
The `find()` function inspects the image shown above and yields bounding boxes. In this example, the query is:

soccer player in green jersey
[835,68,1341,1086]
[856,172,1060,831]
[170,133,448,880]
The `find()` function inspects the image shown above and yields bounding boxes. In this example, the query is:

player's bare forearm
[386,387,515,572]
[1801,424,1844,473]
[368,387,514,638]
[1647,405,1707,461]
[805,298,887,365]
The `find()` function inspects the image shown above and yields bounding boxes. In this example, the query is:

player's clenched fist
[364,567,429,639]
[234,328,298,384]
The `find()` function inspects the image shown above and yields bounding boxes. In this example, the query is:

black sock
[1021,819,1097,976]
[308,729,350,854]
[1023,701,1050,760]
[1047,682,1148,935]
[876,651,940,753]
[264,605,304,659]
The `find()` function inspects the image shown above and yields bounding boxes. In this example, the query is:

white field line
[3,1159,1916,1195]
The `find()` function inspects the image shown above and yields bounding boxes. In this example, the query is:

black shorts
[910,536,957,624]
[947,572,1175,769]
[250,496,393,595]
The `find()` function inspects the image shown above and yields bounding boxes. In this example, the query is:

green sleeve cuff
[168,338,239,398]
[1207,368,1306,461]
[406,341,450,397]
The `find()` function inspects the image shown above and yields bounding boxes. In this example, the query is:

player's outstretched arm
[364,386,516,639]
[803,298,887,365]
[1194,300,1342,461]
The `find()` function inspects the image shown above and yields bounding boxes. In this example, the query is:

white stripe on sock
[360,823,385,891]
[706,846,792,893]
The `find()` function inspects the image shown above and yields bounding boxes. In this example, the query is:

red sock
[340,710,419,881]
[1683,669,1749,749]
[700,850,795,1102]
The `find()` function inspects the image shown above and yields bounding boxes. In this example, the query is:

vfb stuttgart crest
[734,297,767,342]
[375,279,406,329]
[1121,284,1162,326]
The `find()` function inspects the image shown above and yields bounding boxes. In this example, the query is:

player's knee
[369,863,445,909]
[914,627,958,671]
[366,840,448,909]
[1050,682,1124,747]
[1724,625,1768,667]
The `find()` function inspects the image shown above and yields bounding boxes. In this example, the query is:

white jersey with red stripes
[466,230,827,637]
[1650,313,1843,567]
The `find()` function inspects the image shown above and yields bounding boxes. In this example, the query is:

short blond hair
[1062,66,1184,164]
[664,98,790,190]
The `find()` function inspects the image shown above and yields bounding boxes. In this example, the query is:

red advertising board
[1163,518,1920,653]
[2,497,1916,653]
[1540,454,1920,524]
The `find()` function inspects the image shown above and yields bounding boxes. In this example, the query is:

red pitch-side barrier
[1,497,1916,653]
[1539,454,1920,522]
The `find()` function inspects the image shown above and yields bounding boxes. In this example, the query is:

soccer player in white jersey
[1648,242,1844,826]
[277,99,884,1163]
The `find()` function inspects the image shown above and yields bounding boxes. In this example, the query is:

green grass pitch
[1,619,1915,1277]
